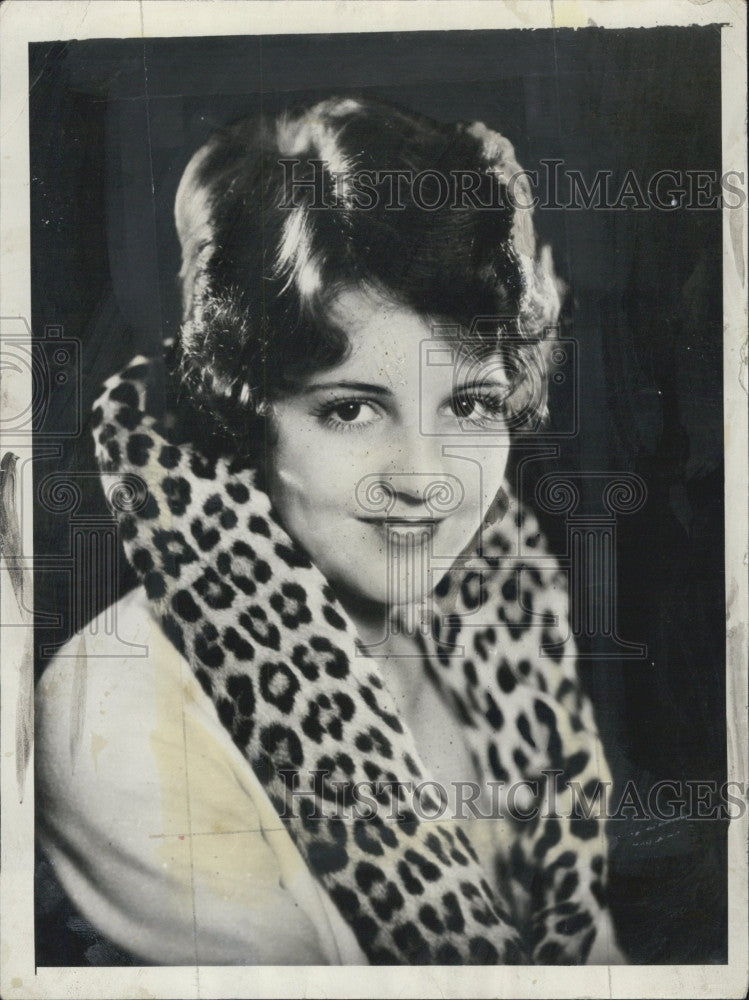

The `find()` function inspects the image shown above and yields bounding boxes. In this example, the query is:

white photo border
[1,2,746,998]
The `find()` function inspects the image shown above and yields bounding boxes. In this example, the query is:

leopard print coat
[92,355,616,966]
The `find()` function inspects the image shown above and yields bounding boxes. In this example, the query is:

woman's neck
[333,588,428,712]
[333,586,428,652]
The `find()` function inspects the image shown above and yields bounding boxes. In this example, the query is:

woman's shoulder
[35,587,186,786]
[37,586,159,683]
[35,587,361,964]
[35,584,267,817]
[36,588,164,768]
[35,587,192,843]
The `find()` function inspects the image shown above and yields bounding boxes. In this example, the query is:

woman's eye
[333,402,364,422]
[318,399,382,430]
[448,391,507,425]
[451,394,477,419]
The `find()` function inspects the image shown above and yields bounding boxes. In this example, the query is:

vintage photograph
[1,2,747,997]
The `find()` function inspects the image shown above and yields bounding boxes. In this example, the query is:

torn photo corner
[0,1,747,998]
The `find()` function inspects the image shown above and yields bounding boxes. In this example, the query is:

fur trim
[92,355,614,965]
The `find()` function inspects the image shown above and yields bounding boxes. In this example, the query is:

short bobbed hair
[172,95,562,451]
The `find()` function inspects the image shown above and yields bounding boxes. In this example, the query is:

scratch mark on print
[1,451,34,800]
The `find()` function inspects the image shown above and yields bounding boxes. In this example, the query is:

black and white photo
[0,2,746,997]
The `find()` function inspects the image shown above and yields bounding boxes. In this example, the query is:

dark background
[31,28,727,965]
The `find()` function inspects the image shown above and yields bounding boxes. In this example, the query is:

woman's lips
[356,516,443,544]
[356,516,442,525]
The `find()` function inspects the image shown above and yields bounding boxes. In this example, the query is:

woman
[35,96,624,965]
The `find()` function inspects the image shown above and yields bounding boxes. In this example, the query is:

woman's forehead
[323,284,505,370]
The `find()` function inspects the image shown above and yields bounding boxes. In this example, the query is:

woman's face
[266,285,511,610]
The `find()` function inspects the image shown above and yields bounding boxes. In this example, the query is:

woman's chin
[325,573,434,630]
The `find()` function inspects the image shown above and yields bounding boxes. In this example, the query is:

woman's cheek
[282,450,357,533]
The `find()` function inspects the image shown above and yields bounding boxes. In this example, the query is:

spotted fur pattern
[92,356,615,965]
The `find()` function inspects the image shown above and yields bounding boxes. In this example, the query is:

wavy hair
[172,96,562,453]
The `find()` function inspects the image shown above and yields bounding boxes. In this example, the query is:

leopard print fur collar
[92,355,613,966]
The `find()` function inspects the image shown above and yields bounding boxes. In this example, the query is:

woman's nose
[387,418,443,475]
[391,476,428,507]
[354,420,465,516]
[384,424,444,498]
[355,470,465,518]
[357,422,465,516]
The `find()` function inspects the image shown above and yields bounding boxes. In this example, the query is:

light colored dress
[36,586,365,965]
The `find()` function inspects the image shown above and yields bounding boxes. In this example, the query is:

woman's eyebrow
[301,380,393,395]
[454,375,515,391]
